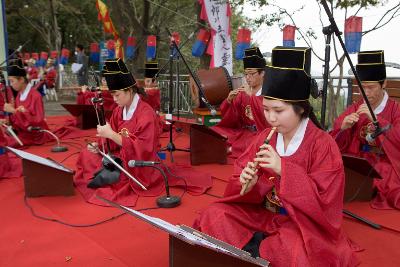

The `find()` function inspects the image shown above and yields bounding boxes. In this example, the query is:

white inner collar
[373,91,388,115]
[123,93,140,121]
[255,87,262,96]
[276,118,309,157]
[20,82,33,101]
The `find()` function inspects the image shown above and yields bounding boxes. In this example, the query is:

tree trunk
[49,0,62,89]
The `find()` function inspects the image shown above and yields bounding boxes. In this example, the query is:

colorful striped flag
[146,35,157,60]
[235,28,251,60]
[126,36,136,59]
[345,16,362,54]
[90,43,100,63]
[283,25,296,47]
[192,29,211,57]
[60,48,70,65]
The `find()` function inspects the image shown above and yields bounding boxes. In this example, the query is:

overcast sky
[243,0,400,76]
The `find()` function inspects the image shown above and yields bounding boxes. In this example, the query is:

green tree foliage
[6,0,102,52]
[6,0,255,75]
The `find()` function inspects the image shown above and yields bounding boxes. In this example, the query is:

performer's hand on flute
[240,127,276,196]
[254,144,281,176]
[239,161,259,195]
[227,88,244,103]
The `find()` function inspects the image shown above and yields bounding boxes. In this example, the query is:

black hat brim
[356,64,386,82]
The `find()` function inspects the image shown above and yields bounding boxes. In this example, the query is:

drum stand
[160,39,190,163]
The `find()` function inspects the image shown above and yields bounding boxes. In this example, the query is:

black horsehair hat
[144,61,159,79]
[243,47,266,70]
[262,46,312,102]
[7,58,27,77]
[102,58,136,91]
[356,50,386,83]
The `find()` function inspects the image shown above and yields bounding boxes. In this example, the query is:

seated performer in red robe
[212,47,269,158]
[330,50,400,210]
[26,58,39,82]
[194,47,358,266]
[43,58,57,89]
[74,58,164,206]
[0,128,10,176]
[4,59,51,147]
[141,61,161,113]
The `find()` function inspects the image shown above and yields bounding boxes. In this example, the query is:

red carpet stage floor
[1,115,400,266]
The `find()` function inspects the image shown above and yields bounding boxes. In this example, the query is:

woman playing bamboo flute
[194,47,359,267]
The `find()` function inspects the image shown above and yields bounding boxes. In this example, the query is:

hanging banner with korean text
[199,0,233,75]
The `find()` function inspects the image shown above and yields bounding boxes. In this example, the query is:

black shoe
[242,232,266,258]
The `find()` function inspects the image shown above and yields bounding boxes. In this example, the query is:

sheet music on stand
[6,146,73,173]
[98,196,269,267]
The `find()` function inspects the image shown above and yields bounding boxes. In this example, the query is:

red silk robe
[212,92,269,158]
[0,130,10,176]
[142,88,161,112]
[330,98,400,210]
[0,126,22,178]
[194,122,358,266]
[7,84,52,147]
[74,99,164,206]
[44,67,57,88]
[27,67,39,81]
[0,84,14,119]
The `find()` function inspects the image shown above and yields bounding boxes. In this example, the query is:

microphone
[366,124,391,143]
[128,160,161,167]
[210,107,217,116]
[91,96,103,104]
[200,96,217,116]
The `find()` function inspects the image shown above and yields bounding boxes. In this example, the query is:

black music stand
[342,154,380,202]
[97,196,269,267]
[190,124,227,165]
[170,119,228,165]
[7,146,74,197]
[62,104,112,129]
[62,104,98,129]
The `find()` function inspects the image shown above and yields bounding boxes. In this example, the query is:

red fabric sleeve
[330,102,359,151]
[217,93,243,128]
[11,90,47,130]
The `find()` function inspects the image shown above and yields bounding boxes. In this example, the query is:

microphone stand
[321,0,382,230]
[176,51,181,120]
[160,34,190,163]
[153,29,197,81]
[39,129,68,152]
[165,27,217,116]
[150,165,181,208]
[320,0,383,135]
[320,25,334,129]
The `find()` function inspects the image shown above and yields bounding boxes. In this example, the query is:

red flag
[96,0,118,38]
